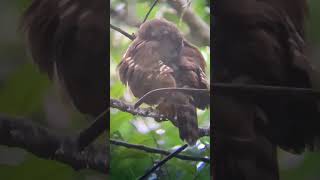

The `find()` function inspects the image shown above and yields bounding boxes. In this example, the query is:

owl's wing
[118,38,146,85]
[174,40,209,109]
[118,39,177,104]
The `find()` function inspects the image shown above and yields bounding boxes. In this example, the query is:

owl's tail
[176,103,199,145]
[157,92,199,145]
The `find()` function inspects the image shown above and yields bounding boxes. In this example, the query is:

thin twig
[134,87,210,109]
[110,23,135,40]
[138,144,188,180]
[167,0,210,46]
[110,139,210,163]
[212,83,320,99]
[132,83,320,110]
[77,108,108,150]
[143,0,160,23]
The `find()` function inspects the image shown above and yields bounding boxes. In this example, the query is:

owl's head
[138,19,182,40]
[137,19,184,60]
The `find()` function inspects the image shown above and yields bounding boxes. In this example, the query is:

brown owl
[118,19,209,145]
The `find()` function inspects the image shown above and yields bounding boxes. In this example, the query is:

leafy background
[110,0,210,179]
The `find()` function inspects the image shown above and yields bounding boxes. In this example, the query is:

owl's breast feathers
[118,37,209,108]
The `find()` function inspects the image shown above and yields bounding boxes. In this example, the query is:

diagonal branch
[167,0,210,46]
[212,83,320,100]
[138,144,188,180]
[110,139,210,163]
[132,83,320,110]
[133,87,210,109]
[110,83,320,140]
[110,23,135,40]
[0,114,108,174]
[142,0,160,23]
[110,98,164,118]
[78,109,108,150]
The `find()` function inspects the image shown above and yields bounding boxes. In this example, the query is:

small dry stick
[134,87,209,108]
[110,139,210,162]
[212,83,320,99]
[142,0,160,23]
[138,144,188,180]
[77,108,109,150]
[110,23,135,40]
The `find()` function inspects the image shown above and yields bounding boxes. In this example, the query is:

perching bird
[21,0,108,117]
[118,19,209,145]
[213,0,320,179]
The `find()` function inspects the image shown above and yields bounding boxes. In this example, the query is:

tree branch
[110,139,210,163]
[0,115,108,174]
[167,0,210,46]
[110,98,210,138]
[212,83,320,100]
[138,144,188,180]
[78,109,108,150]
[110,81,320,140]
[132,83,320,104]
[110,23,135,40]
[110,98,163,118]
[142,0,160,23]
[133,87,209,109]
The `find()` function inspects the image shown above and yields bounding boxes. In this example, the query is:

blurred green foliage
[307,0,320,45]
[0,63,49,116]
[110,0,210,179]
[0,1,106,179]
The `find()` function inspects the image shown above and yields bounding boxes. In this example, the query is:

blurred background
[110,0,210,179]
[0,1,107,179]
[1,0,320,180]
[278,0,320,179]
